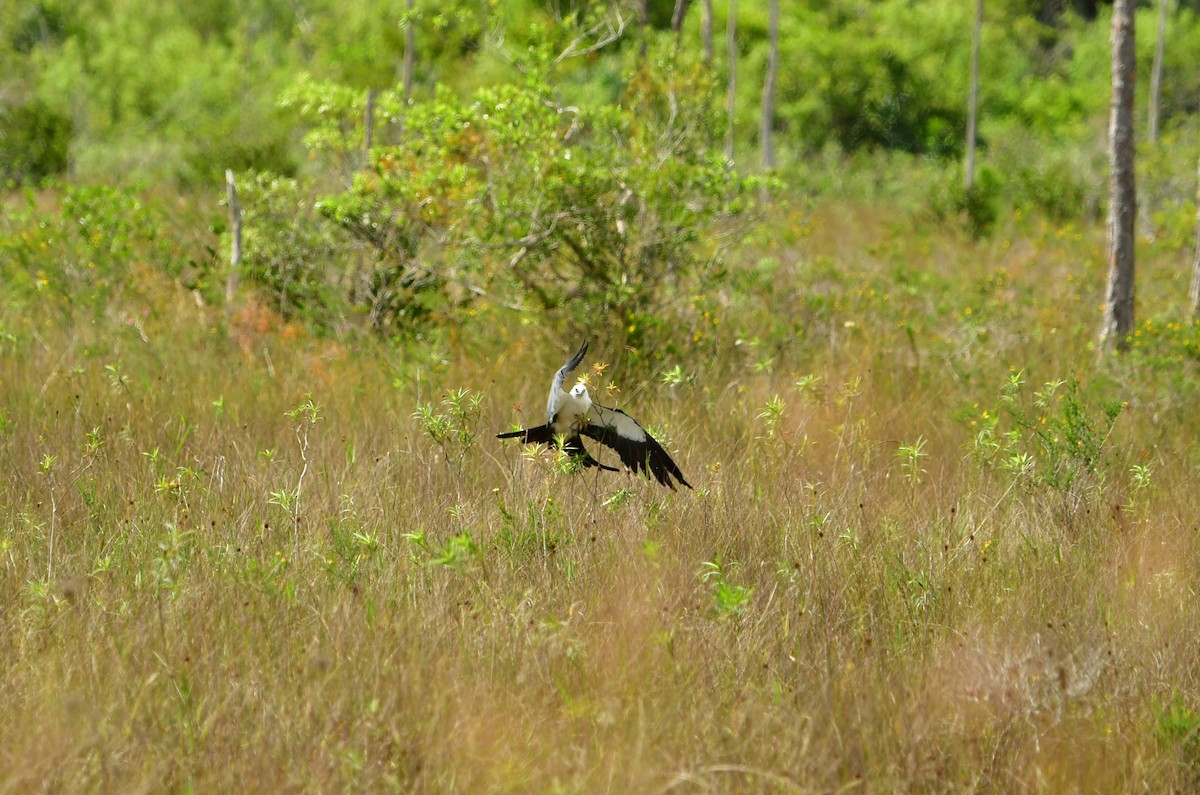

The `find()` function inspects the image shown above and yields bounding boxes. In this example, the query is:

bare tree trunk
[701,0,714,63]
[225,169,242,305]
[965,0,983,191]
[724,0,737,163]
[1190,157,1200,318]
[364,88,375,152]
[639,0,649,57]
[671,0,691,37]
[402,0,415,106]
[759,0,778,173]
[1148,0,1168,144]
[1101,0,1137,353]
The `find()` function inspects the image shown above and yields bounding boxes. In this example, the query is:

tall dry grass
[1,205,1199,792]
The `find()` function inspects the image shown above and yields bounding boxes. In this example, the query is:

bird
[497,341,692,490]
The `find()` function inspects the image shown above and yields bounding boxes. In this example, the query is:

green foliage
[660,364,695,389]
[233,171,350,327]
[0,99,72,185]
[1125,317,1200,370]
[995,130,1106,222]
[755,395,786,440]
[286,394,323,427]
[733,2,950,156]
[295,44,760,336]
[403,526,480,571]
[151,522,195,595]
[1155,694,1200,772]
[969,373,1123,496]
[897,436,928,487]
[1141,125,1200,248]
[0,183,164,317]
[326,497,383,587]
[6,0,1200,194]
[928,165,1003,237]
[413,388,483,478]
[278,78,372,177]
[701,557,752,617]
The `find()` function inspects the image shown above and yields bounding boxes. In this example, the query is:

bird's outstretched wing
[581,403,691,490]
[497,424,555,444]
[497,424,617,472]
[547,341,589,423]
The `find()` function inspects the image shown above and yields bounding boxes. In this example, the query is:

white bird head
[570,382,591,401]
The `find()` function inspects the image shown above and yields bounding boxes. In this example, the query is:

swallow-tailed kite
[497,342,692,490]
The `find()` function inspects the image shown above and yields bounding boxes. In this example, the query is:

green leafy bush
[0,99,72,185]
[927,164,1003,237]
[235,171,352,329]
[0,183,162,317]
[969,372,1124,497]
[296,43,761,337]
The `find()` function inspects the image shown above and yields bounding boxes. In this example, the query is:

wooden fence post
[225,169,242,305]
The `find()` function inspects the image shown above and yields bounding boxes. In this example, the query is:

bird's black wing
[497,424,617,472]
[581,403,691,490]
[497,424,555,444]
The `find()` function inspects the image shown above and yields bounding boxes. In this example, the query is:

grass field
[2,199,1200,792]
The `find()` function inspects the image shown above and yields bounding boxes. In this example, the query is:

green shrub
[1154,694,1200,779]
[234,172,353,329]
[928,164,1003,238]
[969,372,1124,498]
[0,183,162,317]
[0,99,72,184]
[301,42,761,338]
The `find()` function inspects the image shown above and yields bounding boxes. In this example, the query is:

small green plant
[326,497,383,587]
[37,453,59,580]
[548,433,592,477]
[1127,462,1154,517]
[969,374,1122,496]
[1154,694,1200,774]
[151,522,195,595]
[897,436,928,487]
[431,532,479,570]
[403,527,479,571]
[268,487,299,514]
[413,388,483,480]
[1130,463,1153,492]
[794,374,822,400]
[756,395,786,440]
[278,394,323,554]
[660,364,694,388]
[701,558,753,617]
[603,488,636,511]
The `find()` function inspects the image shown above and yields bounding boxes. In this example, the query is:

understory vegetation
[4,0,1200,791]
[3,195,1200,791]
